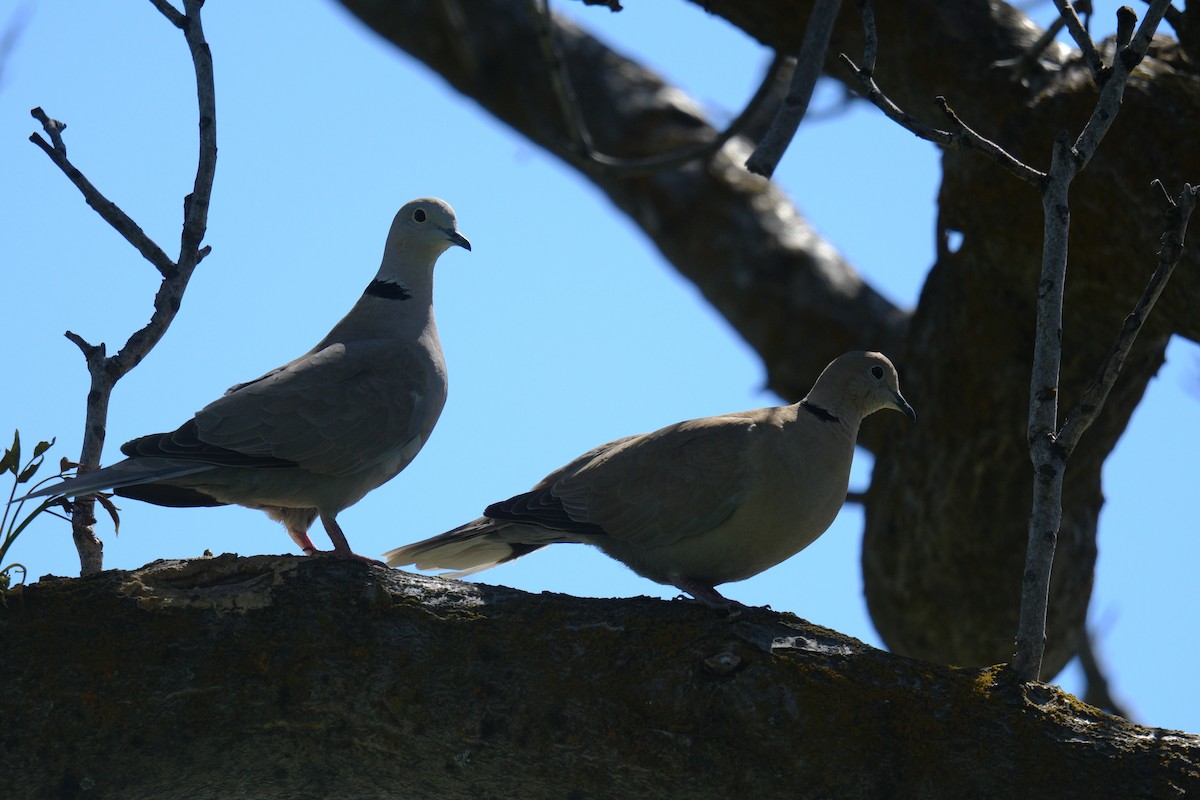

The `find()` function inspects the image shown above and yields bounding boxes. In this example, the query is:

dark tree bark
[3,556,1198,799]
[338,0,1200,676]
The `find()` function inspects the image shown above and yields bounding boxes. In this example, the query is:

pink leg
[672,577,748,612]
[286,526,320,554]
[317,512,386,566]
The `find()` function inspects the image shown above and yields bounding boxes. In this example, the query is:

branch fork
[28,0,217,576]
[838,0,1181,681]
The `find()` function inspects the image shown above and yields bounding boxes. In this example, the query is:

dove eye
[870,365,885,380]
[413,209,427,223]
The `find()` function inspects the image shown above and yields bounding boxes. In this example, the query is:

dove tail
[14,460,213,504]
[383,518,552,577]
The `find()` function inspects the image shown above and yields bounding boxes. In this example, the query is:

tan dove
[21,197,470,563]
[385,351,914,605]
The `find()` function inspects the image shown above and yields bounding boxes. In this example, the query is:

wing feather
[192,338,446,477]
[486,413,763,549]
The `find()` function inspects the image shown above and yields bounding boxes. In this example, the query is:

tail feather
[14,459,214,504]
[384,518,559,577]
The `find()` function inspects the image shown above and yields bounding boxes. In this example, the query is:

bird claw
[302,547,386,567]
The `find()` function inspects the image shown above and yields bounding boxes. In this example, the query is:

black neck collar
[801,401,840,423]
[364,280,411,301]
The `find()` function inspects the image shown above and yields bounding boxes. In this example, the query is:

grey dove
[385,351,915,605]
[21,197,470,563]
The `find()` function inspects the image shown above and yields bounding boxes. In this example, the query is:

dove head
[379,197,471,280]
[804,351,916,422]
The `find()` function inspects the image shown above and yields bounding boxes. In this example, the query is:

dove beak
[443,228,472,252]
[891,391,917,422]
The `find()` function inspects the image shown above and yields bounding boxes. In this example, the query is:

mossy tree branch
[2,556,1197,797]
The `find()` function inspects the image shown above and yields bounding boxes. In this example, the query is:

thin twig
[745,0,842,177]
[1058,182,1197,455]
[994,14,1067,80]
[838,7,1045,187]
[527,2,791,175]
[585,54,791,175]
[179,0,217,263]
[934,97,1046,186]
[148,0,186,28]
[1138,0,1186,38]
[1073,2,1170,171]
[29,109,177,277]
[838,53,950,143]
[1052,0,1105,80]
[63,332,103,360]
[857,0,876,73]
[528,0,594,160]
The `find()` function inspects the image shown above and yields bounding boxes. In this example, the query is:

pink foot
[302,546,386,567]
[672,577,748,611]
[298,512,386,566]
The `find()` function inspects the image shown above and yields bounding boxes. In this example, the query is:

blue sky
[2,2,1197,733]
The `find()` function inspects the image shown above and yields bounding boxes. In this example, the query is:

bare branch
[527,0,791,175]
[63,331,103,361]
[174,0,217,280]
[857,0,876,72]
[1052,0,1104,80]
[31,0,219,575]
[528,0,594,160]
[1073,1,1172,171]
[837,53,950,142]
[1012,0,1175,682]
[62,331,110,577]
[109,0,217,379]
[1057,182,1198,455]
[1019,247,1070,666]
[29,107,66,152]
[29,109,177,277]
[838,4,1045,187]
[934,97,1046,186]
[1139,0,1187,43]
[590,54,793,175]
[1115,5,1136,51]
[994,13,1067,80]
[148,0,187,28]
[1012,132,1075,682]
[745,0,842,177]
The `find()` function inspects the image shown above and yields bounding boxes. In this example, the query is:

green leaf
[97,494,121,535]
[0,430,18,476]
[32,438,55,459]
[16,459,42,484]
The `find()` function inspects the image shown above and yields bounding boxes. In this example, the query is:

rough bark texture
[3,555,1198,799]
[338,0,1200,676]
